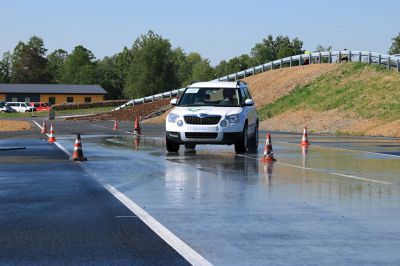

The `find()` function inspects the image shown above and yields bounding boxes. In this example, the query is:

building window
[67,97,73,103]
[49,97,56,105]
[24,97,30,103]
[84,97,91,103]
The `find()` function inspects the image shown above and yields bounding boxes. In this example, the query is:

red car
[30,102,51,111]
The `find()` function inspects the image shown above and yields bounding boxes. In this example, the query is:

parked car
[7,102,36,113]
[165,80,259,153]
[0,102,16,113]
[30,102,51,111]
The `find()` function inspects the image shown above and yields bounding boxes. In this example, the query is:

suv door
[240,87,257,134]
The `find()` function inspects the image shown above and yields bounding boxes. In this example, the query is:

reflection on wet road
[58,134,400,265]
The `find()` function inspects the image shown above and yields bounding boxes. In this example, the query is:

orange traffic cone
[112,119,118,130]
[261,133,276,162]
[72,133,87,161]
[41,121,48,134]
[134,117,141,135]
[301,126,310,146]
[48,124,56,142]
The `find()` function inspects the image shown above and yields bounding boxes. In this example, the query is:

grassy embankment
[257,63,400,136]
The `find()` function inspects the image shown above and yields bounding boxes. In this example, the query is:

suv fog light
[220,119,229,127]
[177,120,184,127]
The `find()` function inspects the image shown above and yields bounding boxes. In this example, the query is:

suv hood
[172,106,242,117]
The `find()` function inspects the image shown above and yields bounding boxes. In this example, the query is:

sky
[1,0,399,65]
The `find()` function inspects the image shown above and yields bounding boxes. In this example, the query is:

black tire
[184,144,196,150]
[248,121,259,152]
[166,136,180,153]
[235,124,248,154]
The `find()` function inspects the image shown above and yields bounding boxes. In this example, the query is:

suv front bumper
[166,131,242,145]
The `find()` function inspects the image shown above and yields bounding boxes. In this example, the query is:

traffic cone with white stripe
[112,119,118,130]
[301,126,310,146]
[41,121,48,134]
[48,124,56,142]
[261,133,276,162]
[134,117,141,135]
[72,133,87,161]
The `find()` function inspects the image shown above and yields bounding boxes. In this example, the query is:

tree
[48,49,68,83]
[389,32,400,55]
[124,31,179,98]
[98,56,124,99]
[174,50,215,86]
[251,35,304,65]
[173,47,190,86]
[315,44,332,52]
[215,54,253,77]
[60,45,98,84]
[189,59,215,83]
[11,36,52,83]
[0,51,12,83]
[114,47,133,85]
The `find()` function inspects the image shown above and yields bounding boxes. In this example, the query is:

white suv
[7,102,36,113]
[165,81,259,153]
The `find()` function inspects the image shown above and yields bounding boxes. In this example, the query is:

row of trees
[1,31,398,99]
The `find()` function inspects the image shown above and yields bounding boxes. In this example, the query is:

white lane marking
[235,153,393,185]
[32,124,211,266]
[33,120,71,158]
[102,184,212,266]
[273,140,400,158]
[329,172,392,185]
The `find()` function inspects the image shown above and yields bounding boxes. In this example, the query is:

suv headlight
[226,114,241,123]
[168,113,179,123]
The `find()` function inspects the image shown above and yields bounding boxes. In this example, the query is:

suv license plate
[189,126,218,132]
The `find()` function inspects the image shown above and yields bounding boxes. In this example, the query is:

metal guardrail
[114,50,400,111]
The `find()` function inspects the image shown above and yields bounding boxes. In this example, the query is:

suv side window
[240,88,247,105]
[243,87,252,100]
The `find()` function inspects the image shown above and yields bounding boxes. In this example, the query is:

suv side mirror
[244,99,254,106]
[170,98,178,105]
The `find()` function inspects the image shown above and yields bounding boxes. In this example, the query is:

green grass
[258,62,400,121]
[0,106,115,118]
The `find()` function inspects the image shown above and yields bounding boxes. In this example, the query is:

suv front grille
[185,132,218,139]
[184,115,221,125]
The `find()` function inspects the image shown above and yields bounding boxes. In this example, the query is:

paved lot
[1,119,400,265]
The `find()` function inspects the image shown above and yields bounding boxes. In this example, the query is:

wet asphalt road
[1,119,400,265]
[0,137,189,265]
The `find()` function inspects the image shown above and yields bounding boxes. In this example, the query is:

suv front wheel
[166,136,180,153]
[248,121,259,152]
[234,125,248,154]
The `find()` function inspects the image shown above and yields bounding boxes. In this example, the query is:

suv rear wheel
[166,136,180,153]
[235,125,248,154]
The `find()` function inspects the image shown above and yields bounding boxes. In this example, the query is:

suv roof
[189,81,247,89]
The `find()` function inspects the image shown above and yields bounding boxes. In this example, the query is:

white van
[7,102,36,113]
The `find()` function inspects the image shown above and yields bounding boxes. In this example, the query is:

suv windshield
[179,87,240,107]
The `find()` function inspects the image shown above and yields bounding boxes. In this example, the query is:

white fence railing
[114,50,400,111]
